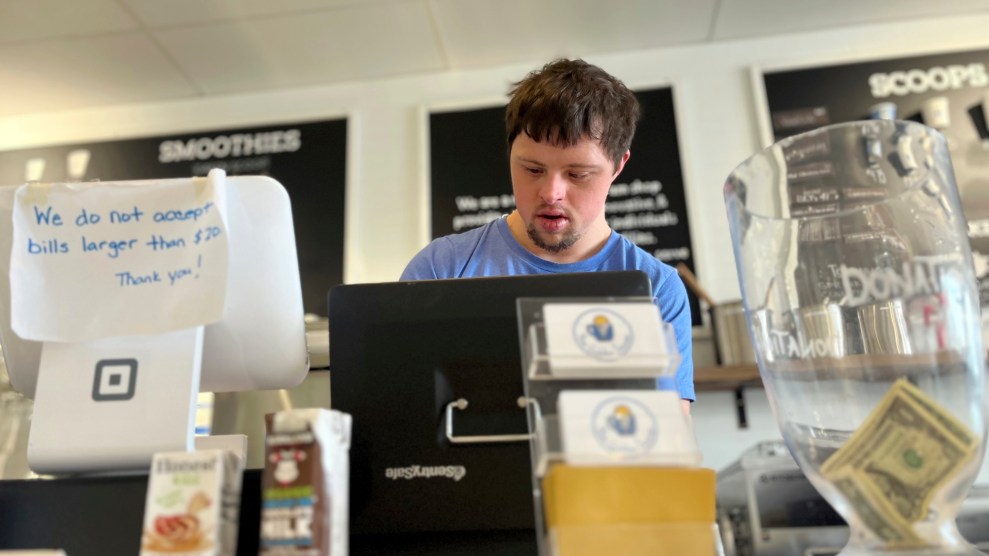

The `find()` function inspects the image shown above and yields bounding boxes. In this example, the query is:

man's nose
[538,173,566,204]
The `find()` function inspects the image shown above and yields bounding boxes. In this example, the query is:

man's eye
[569,172,590,180]
[526,167,543,175]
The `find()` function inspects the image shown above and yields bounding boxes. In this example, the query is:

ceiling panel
[0,33,198,118]
[713,0,989,41]
[0,0,138,43]
[122,0,406,28]
[153,1,445,94]
[429,0,717,68]
[3,1,989,119]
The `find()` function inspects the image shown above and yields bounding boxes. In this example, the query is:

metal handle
[444,397,533,444]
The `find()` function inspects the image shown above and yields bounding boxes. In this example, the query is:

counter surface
[0,469,536,555]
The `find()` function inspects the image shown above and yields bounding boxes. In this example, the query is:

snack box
[139,449,244,556]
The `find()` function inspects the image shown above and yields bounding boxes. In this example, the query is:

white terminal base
[28,327,204,475]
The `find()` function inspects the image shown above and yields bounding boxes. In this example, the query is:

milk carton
[260,409,352,556]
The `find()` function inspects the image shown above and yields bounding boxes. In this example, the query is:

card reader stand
[516,297,712,556]
[28,326,204,475]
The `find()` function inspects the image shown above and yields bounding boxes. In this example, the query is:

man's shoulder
[425,219,504,258]
[444,220,501,247]
[610,234,677,278]
[602,234,687,306]
[401,218,507,280]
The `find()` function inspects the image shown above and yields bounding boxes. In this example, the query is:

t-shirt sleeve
[399,237,457,281]
[400,250,437,281]
[655,267,695,401]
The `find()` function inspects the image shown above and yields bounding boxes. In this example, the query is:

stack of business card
[543,303,676,377]
[557,390,700,466]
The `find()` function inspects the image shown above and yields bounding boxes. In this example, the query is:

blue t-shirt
[401,217,695,401]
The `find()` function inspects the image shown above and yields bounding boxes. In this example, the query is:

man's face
[509,133,627,256]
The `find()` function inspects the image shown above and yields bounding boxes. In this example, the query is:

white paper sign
[10,171,229,342]
[542,302,671,374]
[557,390,699,466]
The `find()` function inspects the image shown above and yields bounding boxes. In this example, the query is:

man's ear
[613,150,631,177]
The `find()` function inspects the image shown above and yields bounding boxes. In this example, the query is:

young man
[402,58,694,412]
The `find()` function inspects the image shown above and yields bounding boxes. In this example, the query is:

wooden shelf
[694,363,762,391]
[693,364,763,428]
[693,350,976,391]
[763,351,966,381]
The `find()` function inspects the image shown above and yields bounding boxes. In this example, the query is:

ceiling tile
[712,0,989,41]
[2,0,987,119]
[0,0,138,43]
[153,1,445,94]
[0,33,198,118]
[429,0,717,68]
[123,0,405,28]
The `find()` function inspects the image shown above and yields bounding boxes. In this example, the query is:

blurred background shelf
[695,364,762,392]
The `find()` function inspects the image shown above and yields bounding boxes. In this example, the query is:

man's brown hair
[505,58,640,169]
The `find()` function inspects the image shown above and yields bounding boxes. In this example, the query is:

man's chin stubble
[527,225,580,254]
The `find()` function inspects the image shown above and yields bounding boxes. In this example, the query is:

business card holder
[516,297,712,556]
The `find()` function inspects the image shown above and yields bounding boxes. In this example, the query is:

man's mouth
[536,211,569,231]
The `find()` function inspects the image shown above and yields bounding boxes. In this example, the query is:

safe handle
[444,397,533,444]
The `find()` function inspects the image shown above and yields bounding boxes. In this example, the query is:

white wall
[4,13,989,472]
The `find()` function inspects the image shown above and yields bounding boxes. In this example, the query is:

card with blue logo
[557,390,700,466]
[542,302,671,376]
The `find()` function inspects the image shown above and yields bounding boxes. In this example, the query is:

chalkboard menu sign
[428,88,700,325]
[0,118,347,316]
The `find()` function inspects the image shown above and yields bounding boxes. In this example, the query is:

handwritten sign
[9,170,229,342]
